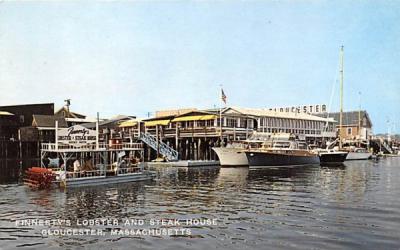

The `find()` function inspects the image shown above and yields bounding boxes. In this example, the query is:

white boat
[212,146,248,166]
[346,148,372,160]
[212,133,295,167]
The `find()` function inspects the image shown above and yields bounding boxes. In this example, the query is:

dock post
[175,126,179,151]
[55,120,59,150]
[156,125,159,157]
[96,120,99,150]
[185,139,189,160]
[198,138,202,160]
[18,130,22,159]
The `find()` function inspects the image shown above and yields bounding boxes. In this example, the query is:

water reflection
[216,167,249,188]
[0,158,39,184]
[0,159,399,249]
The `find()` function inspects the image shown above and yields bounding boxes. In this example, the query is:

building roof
[155,108,197,118]
[55,106,86,119]
[81,115,135,129]
[317,111,372,127]
[223,107,336,122]
[0,111,14,116]
[32,115,68,128]
[0,103,54,109]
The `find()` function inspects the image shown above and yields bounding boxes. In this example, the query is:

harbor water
[0,158,399,249]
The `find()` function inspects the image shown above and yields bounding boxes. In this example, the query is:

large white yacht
[212,133,292,167]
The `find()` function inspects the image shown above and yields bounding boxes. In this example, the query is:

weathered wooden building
[0,103,54,141]
[0,103,55,159]
[317,111,373,141]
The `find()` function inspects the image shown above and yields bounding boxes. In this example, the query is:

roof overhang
[0,111,14,116]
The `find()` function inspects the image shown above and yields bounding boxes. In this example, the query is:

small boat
[245,140,320,167]
[313,139,348,164]
[317,149,348,164]
[345,147,372,160]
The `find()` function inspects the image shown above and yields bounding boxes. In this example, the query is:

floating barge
[24,122,155,189]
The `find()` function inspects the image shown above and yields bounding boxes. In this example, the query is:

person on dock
[82,156,94,171]
[73,156,81,172]
[58,157,65,170]
[43,157,50,168]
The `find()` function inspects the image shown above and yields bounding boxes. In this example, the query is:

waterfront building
[0,103,54,140]
[20,104,90,143]
[268,104,328,114]
[0,103,55,158]
[116,106,336,161]
[317,111,373,141]
[28,115,68,143]
[55,106,96,126]
[221,107,336,143]
[82,115,138,143]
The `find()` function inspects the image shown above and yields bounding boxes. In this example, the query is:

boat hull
[212,147,248,166]
[56,171,156,187]
[245,151,320,167]
[346,152,372,160]
[319,151,348,164]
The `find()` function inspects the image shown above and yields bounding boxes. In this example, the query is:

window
[240,119,247,128]
[347,127,352,135]
[226,118,237,128]
[206,120,214,127]
[197,120,205,127]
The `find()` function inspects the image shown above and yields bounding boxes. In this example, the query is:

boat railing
[117,166,144,175]
[107,142,143,150]
[41,142,143,151]
[58,166,145,180]
[62,170,107,180]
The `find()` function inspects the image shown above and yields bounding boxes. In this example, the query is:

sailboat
[317,46,349,164]
[336,46,372,160]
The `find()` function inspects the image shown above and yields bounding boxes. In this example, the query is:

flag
[221,89,227,104]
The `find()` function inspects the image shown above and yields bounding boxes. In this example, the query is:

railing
[117,166,144,175]
[381,140,394,154]
[59,166,144,181]
[63,170,106,180]
[41,142,143,151]
[139,132,178,161]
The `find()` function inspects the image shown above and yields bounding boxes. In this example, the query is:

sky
[0,1,399,133]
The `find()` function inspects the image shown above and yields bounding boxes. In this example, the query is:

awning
[172,115,217,122]
[144,119,170,126]
[119,120,138,128]
[0,111,14,116]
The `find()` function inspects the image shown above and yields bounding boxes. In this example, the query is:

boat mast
[339,46,344,149]
[358,92,361,144]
